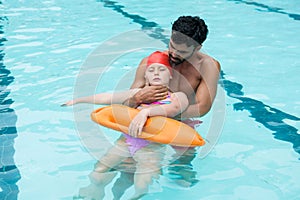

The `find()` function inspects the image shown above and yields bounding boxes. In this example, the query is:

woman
[63,51,189,199]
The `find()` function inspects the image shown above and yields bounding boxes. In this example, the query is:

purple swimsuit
[124,94,172,155]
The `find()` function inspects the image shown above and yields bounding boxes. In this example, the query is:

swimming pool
[1,0,300,199]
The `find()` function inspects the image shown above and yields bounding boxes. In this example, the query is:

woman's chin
[149,82,162,86]
[150,82,168,86]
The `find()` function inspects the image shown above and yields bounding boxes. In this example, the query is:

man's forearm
[180,103,211,119]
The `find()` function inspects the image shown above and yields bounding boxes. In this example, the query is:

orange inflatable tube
[91,104,205,147]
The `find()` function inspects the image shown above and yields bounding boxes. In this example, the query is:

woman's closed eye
[159,67,166,71]
[148,67,154,72]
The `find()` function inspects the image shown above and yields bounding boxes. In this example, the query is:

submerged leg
[111,171,135,200]
[78,171,117,200]
[90,137,131,184]
[130,143,165,199]
[168,147,199,187]
[77,137,131,199]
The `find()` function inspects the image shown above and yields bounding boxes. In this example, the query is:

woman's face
[145,63,171,86]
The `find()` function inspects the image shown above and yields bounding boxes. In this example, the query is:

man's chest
[169,68,201,97]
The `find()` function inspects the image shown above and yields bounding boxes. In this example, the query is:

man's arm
[124,57,169,108]
[180,59,220,119]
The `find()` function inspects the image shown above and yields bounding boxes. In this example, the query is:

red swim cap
[147,51,172,75]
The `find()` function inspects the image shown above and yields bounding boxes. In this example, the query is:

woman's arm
[61,88,141,106]
[128,92,189,137]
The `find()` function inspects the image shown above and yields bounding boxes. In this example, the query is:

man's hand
[127,85,168,107]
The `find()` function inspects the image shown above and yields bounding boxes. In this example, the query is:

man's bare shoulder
[140,56,148,65]
[197,52,221,72]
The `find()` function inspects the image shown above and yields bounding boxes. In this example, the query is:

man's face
[168,39,195,66]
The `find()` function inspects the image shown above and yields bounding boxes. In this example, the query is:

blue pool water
[1,0,300,199]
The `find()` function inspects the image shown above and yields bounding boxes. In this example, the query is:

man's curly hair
[171,16,208,46]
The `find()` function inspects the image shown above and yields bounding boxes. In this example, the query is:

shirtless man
[126,16,221,187]
[127,16,220,119]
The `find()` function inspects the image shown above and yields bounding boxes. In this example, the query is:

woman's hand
[61,100,76,107]
[128,109,150,137]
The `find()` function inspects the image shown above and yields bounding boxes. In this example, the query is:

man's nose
[170,51,178,58]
